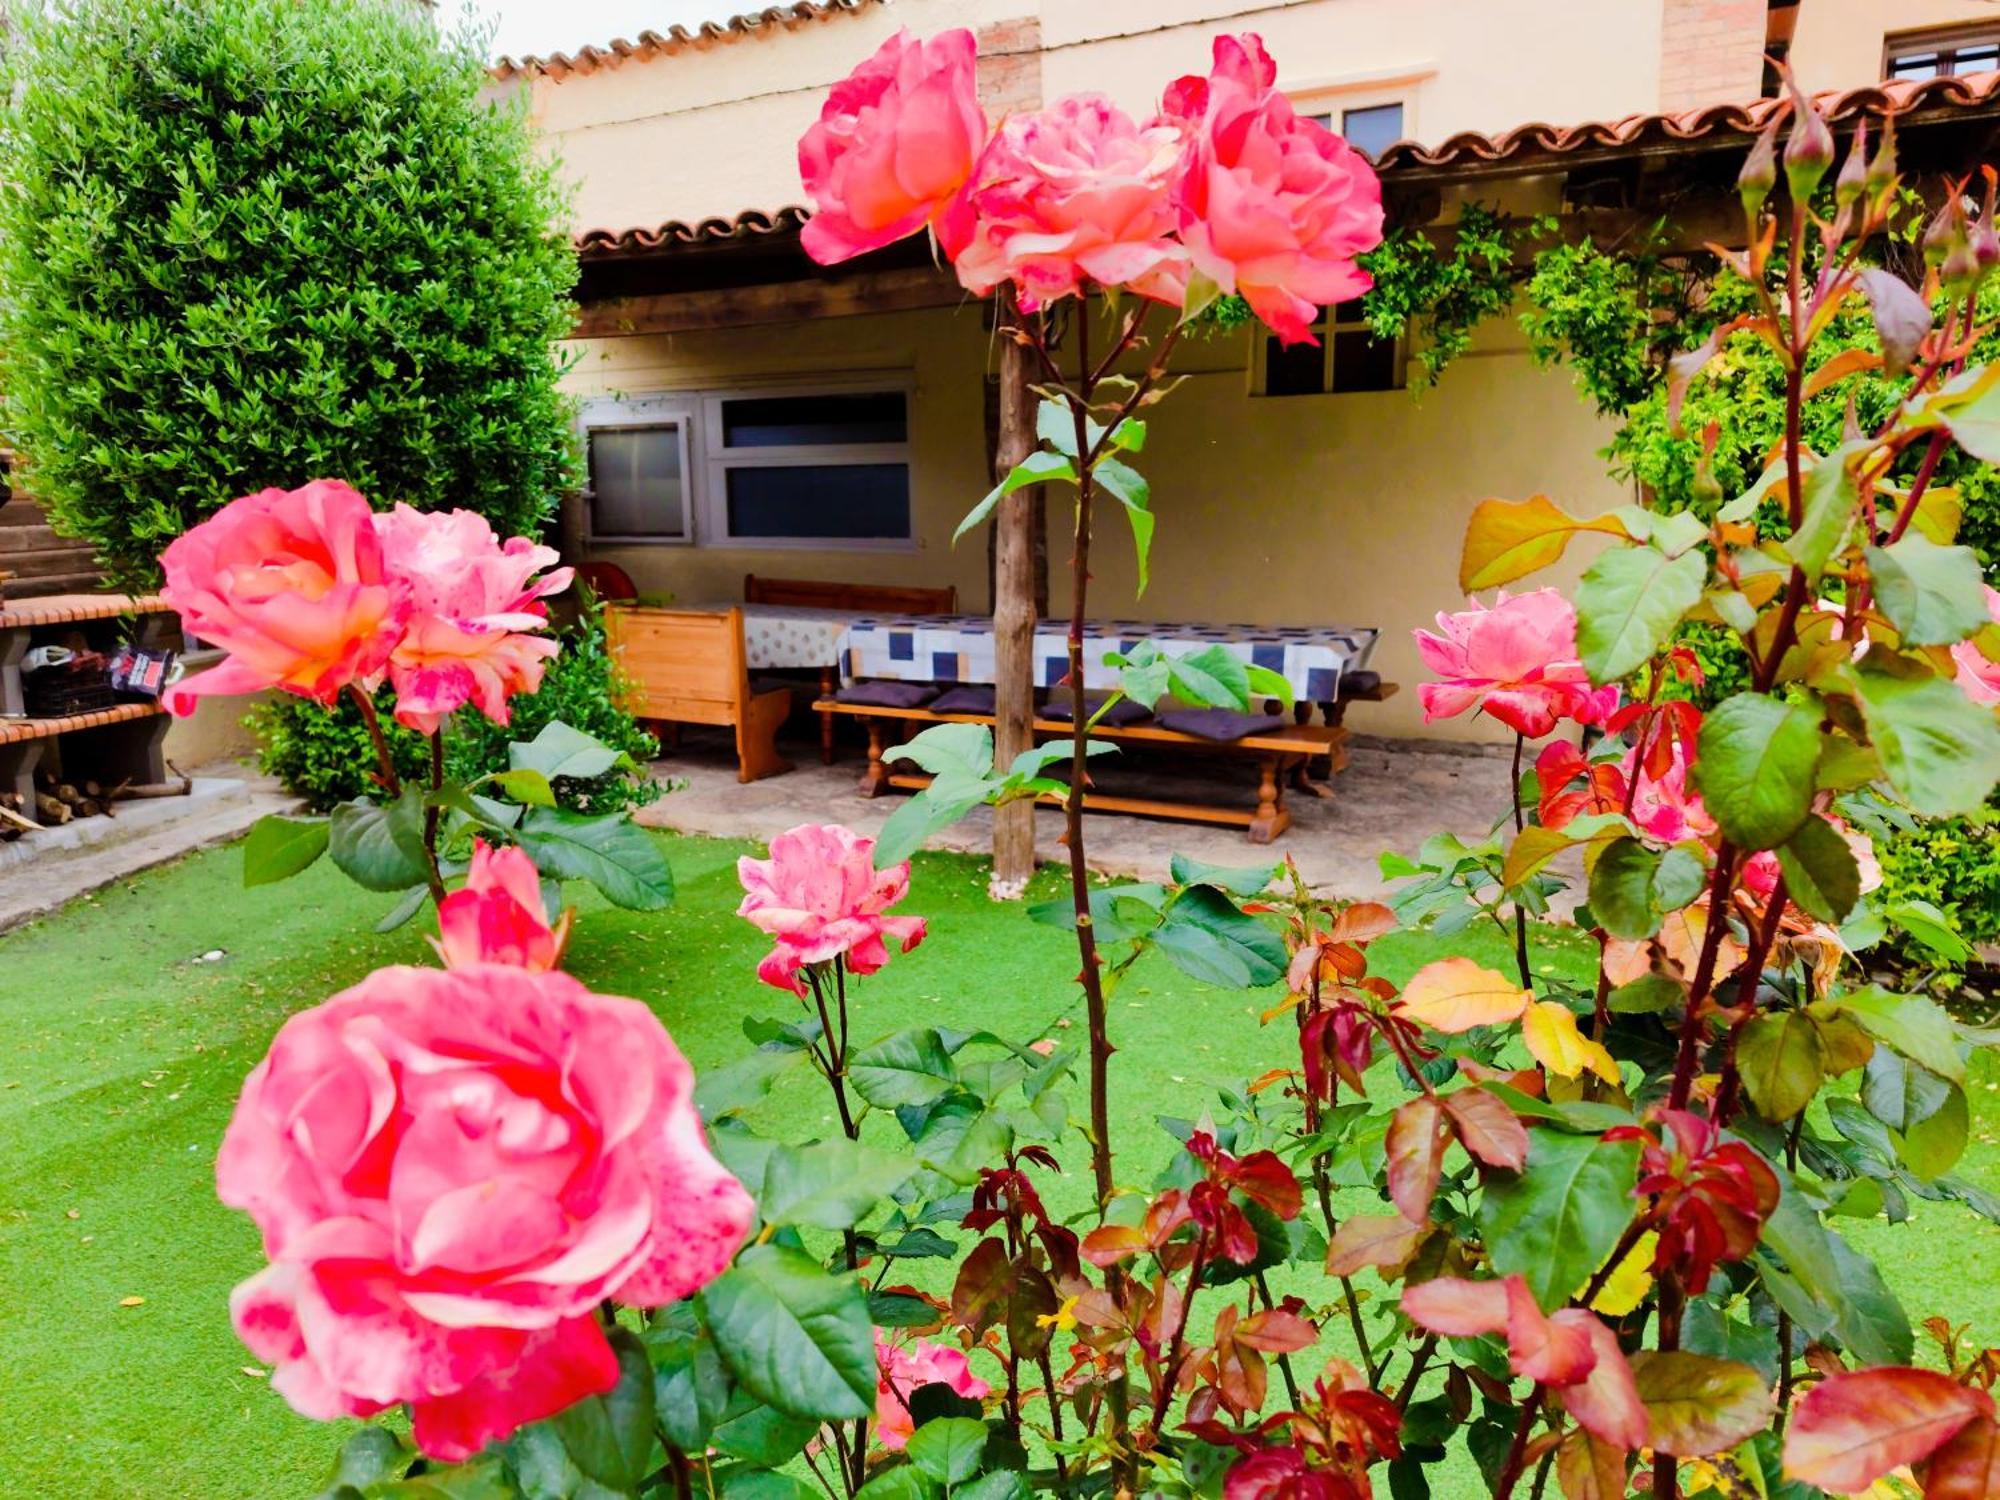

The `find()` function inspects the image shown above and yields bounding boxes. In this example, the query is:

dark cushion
[1334,670,1382,701]
[749,677,797,697]
[836,680,940,709]
[1041,692,1151,726]
[930,684,997,714]
[1155,707,1286,742]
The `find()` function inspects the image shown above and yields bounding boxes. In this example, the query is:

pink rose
[1168,34,1384,346]
[1415,589,1617,739]
[434,838,569,972]
[799,28,988,266]
[736,823,927,994]
[372,504,572,735]
[218,964,752,1461]
[874,1332,991,1450]
[1949,585,2000,706]
[952,94,1188,311]
[161,480,407,714]
[1620,734,1714,844]
[1743,819,1880,899]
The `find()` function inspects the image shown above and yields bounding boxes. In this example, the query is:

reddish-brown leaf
[1385,1095,1448,1223]
[1324,1214,1430,1278]
[1556,1315,1650,1452]
[1079,1223,1149,1268]
[1555,1429,1629,1500]
[1514,1305,1598,1387]
[1628,1350,1777,1458]
[1784,1367,1992,1494]
[951,1236,1016,1333]
[1922,1413,2000,1499]
[1400,1275,1510,1339]
[1394,958,1531,1034]
[1441,1087,1531,1170]
[1234,1308,1318,1354]
[1330,901,1398,945]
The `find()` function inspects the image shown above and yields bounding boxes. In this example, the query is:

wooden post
[990,291,1039,898]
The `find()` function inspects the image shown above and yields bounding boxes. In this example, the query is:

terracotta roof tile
[491,0,886,82]
[572,71,2000,257]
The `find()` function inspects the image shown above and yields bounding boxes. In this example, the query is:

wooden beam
[989,291,1039,897]
[572,265,966,339]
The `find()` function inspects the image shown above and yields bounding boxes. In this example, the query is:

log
[0,800,35,833]
[106,772,192,800]
[34,792,70,823]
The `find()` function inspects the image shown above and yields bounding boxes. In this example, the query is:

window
[1302,102,1405,161]
[1886,25,2000,80]
[1260,301,1401,397]
[1340,103,1404,160]
[582,397,693,542]
[580,382,914,549]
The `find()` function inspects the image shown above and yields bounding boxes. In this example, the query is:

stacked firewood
[0,765,190,839]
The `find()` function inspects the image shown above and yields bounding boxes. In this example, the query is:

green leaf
[1478,1127,1642,1311]
[854,1469,941,1500]
[1036,397,1083,456]
[954,450,1076,545]
[1757,1174,1913,1365]
[698,1244,876,1421]
[1169,852,1282,896]
[906,1417,987,1485]
[1881,897,1975,961]
[874,780,988,867]
[1786,448,1860,581]
[867,1290,940,1328]
[1736,1011,1825,1121]
[1574,545,1707,683]
[514,807,673,910]
[510,720,632,783]
[851,1029,960,1109]
[551,1327,656,1492]
[1153,886,1287,988]
[1166,643,1251,711]
[328,787,431,892]
[904,1092,1012,1186]
[1866,534,1991,645]
[1109,417,1146,452]
[243,814,329,886]
[709,1391,818,1467]
[759,1139,915,1231]
[484,767,556,807]
[372,884,431,934]
[715,1470,818,1500]
[1827,984,1964,1082]
[1627,1352,1777,1458]
[1847,670,2000,818]
[645,1311,733,1456]
[1932,363,2000,461]
[1096,457,1154,595]
[1690,693,1823,850]
[695,1049,806,1120]
[1609,974,1684,1014]
[1776,815,1862,923]
[1587,837,1701,939]
[1180,266,1226,324]
[955,1475,1031,1500]
[323,1427,411,1490]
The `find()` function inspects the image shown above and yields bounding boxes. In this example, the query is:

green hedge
[0,0,579,586]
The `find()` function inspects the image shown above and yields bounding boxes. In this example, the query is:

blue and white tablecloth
[837,614,1378,702]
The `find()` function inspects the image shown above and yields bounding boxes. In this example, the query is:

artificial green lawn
[2,831,1996,1497]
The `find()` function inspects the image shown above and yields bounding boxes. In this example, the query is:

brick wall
[1659,0,1768,111]
[976,15,1042,117]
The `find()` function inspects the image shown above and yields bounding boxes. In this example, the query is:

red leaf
[1080,1223,1150,1268]
[950,1237,1016,1333]
[1441,1087,1531,1170]
[1922,1414,2000,1499]
[1784,1368,1992,1494]
[1330,901,1398,944]
[1401,1275,1509,1338]
[1324,1214,1430,1278]
[1510,1300,1596,1386]
[1227,1149,1304,1221]
[1235,1308,1319,1354]
[1556,1314,1649,1452]
[1385,1095,1448,1223]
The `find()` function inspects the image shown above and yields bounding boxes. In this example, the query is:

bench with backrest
[603,605,791,784]
[743,575,959,762]
[814,679,1397,843]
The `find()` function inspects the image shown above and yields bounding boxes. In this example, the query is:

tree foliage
[0,0,579,586]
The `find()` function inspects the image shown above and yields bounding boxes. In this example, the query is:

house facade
[491,0,2000,742]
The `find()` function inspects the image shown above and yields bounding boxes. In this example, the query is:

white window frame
[698,376,918,552]
[579,393,697,546]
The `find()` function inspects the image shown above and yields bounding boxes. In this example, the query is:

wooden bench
[603,605,791,784]
[816,698,1360,844]
[744,574,960,764]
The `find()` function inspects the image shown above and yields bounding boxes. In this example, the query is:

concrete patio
[633,723,1513,896]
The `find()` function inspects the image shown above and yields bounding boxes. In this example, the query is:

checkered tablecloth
[838,614,1379,702]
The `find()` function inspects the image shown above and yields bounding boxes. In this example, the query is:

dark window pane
[1341,103,1405,160]
[1889,51,1941,78]
[721,391,907,448]
[1333,329,1398,393]
[1265,335,1326,396]
[726,464,910,539]
[1956,44,1999,69]
[1331,299,1370,326]
[588,425,684,537]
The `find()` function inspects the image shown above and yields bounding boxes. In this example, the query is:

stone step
[0,523,64,551]
[2,545,100,578]
[1,570,105,599]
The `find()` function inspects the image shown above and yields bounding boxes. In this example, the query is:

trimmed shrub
[0,0,579,587]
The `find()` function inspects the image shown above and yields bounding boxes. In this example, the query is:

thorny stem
[1774,1111,1806,1437]
[1300,977,1380,1385]
[1509,733,1532,989]
[1493,1390,1546,1500]
[1711,877,1793,1124]
[1395,1335,1437,1412]
[1151,1230,1209,1432]
[1035,1346,1070,1484]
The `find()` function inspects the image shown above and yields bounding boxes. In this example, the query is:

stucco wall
[1787,0,1999,92]
[564,306,1624,745]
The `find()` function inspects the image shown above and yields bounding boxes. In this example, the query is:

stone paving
[633,724,1513,896]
